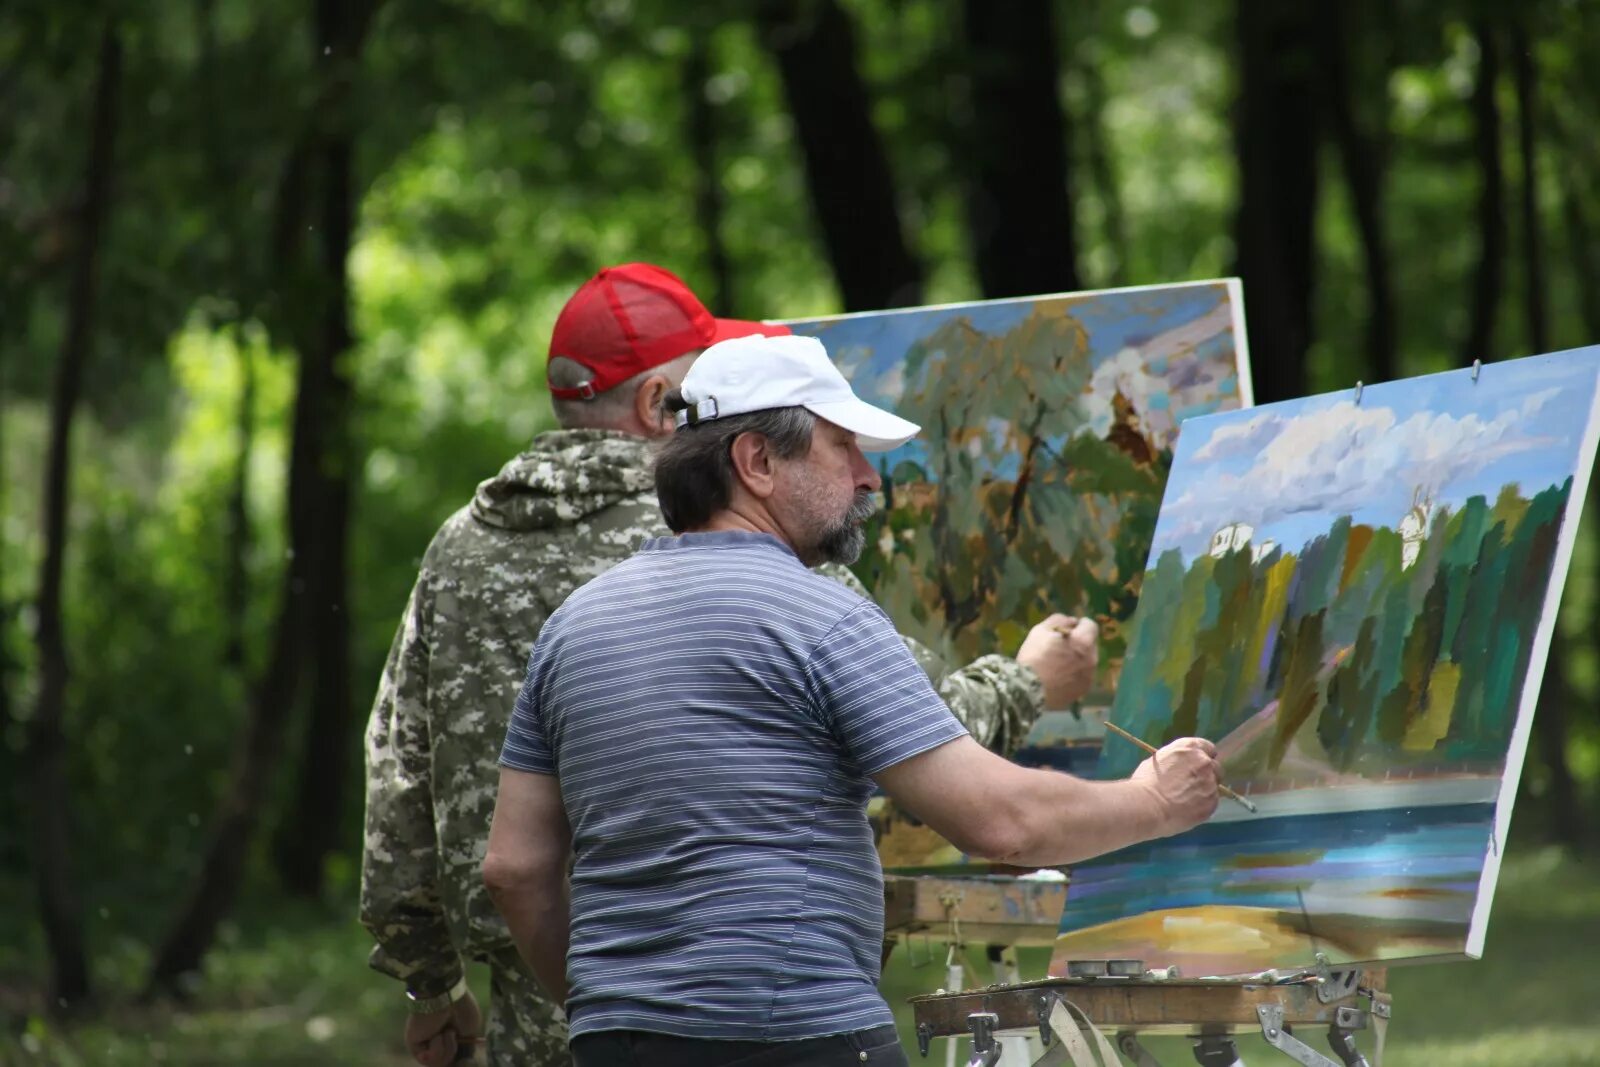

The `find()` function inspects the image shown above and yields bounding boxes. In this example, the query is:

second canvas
[785,279,1252,871]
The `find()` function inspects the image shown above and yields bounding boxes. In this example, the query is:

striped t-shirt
[500,529,967,1040]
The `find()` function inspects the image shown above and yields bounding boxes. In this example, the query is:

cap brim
[805,397,921,452]
[709,317,792,344]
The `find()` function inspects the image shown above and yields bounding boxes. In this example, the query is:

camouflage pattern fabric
[360,429,1043,1062]
[485,949,567,1065]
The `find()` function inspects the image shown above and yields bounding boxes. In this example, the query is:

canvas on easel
[782,280,1254,872]
[1051,346,1600,977]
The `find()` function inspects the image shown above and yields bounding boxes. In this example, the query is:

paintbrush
[1101,720,1258,814]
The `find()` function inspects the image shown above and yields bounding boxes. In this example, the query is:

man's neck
[694,505,806,562]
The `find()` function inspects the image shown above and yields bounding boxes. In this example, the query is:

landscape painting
[1051,347,1600,977]
[783,279,1252,873]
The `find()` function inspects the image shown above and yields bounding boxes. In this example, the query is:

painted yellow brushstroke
[1052,904,1466,979]
[1054,906,1302,959]
[1403,661,1460,750]
[1246,557,1296,689]
[1374,887,1461,901]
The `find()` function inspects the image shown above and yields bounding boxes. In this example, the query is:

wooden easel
[883,873,1069,1067]
[906,963,1392,1067]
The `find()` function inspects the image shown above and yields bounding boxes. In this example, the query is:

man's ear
[728,431,777,499]
[634,374,674,437]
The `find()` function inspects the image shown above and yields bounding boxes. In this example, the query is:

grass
[4,844,1600,1065]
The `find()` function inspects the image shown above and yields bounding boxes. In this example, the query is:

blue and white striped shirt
[500,530,967,1040]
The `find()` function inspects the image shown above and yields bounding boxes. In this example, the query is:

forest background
[4,0,1600,1062]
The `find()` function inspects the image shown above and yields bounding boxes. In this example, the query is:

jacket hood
[471,429,655,532]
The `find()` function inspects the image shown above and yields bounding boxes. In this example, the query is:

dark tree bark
[959,0,1081,298]
[26,22,122,1014]
[272,0,369,900]
[147,0,376,983]
[1460,20,1506,367]
[1233,0,1321,403]
[754,0,923,310]
[684,39,734,316]
[1511,23,1548,357]
[223,346,255,671]
[200,0,255,672]
[1318,2,1397,384]
[1510,22,1579,844]
[1559,162,1600,340]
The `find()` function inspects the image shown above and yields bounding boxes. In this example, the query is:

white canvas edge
[1464,357,1600,959]
[766,276,1240,326]
[1224,277,1255,409]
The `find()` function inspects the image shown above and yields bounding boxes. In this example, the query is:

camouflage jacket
[359,430,1043,993]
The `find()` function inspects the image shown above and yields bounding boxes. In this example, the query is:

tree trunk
[1511,23,1548,357]
[1510,22,1578,844]
[1319,2,1397,384]
[959,0,1081,298]
[1233,0,1321,403]
[223,346,255,671]
[684,39,734,316]
[26,22,122,1014]
[754,0,922,310]
[1460,20,1505,367]
[1559,160,1599,339]
[201,0,255,673]
[147,0,377,981]
[272,0,367,900]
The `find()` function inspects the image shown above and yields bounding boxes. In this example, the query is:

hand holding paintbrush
[1103,720,1258,814]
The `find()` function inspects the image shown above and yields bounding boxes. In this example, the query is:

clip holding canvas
[1472,358,1482,383]
[1353,381,1364,405]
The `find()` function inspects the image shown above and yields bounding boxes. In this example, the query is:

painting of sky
[1151,352,1595,565]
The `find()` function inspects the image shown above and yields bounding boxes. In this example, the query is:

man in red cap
[359,264,1095,1065]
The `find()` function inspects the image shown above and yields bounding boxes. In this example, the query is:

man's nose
[851,443,881,492]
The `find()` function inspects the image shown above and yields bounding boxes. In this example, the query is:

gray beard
[815,490,878,566]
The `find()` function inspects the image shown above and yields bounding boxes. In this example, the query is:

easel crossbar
[909,972,1386,1039]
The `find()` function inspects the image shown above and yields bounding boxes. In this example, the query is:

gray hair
[549,352,699,431]
[654,395,816,532]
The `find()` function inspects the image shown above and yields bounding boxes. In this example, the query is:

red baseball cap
[547,263,790,399]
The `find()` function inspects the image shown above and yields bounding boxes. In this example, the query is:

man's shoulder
[417,491,663,588]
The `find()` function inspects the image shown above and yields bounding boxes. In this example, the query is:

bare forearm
[490,879,570,1005]
[996,770,1169,868]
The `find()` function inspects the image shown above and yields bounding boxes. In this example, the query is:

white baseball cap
[674,333,921,452]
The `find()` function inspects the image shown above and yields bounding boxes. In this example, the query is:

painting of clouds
[785,280,1250,689]
[1052,346,1600,977]
[783,280,1251,873]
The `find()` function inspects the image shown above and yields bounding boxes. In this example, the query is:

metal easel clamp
[1256,1004,1344,1067]
[966,1012,1001,1067]
[917,1021,935,1058]
[1312,953,1360,1004]
[1037,993,1057,1046]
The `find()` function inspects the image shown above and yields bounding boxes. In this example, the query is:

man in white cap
[483,334,1221,1067]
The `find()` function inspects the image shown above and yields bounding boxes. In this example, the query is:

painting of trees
[790,281,1249,681]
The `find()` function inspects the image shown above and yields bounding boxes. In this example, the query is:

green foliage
[3,0,1600,1046]
[1113,479,1574,784]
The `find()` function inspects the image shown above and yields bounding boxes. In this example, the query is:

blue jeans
[571,1024,909,1066]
